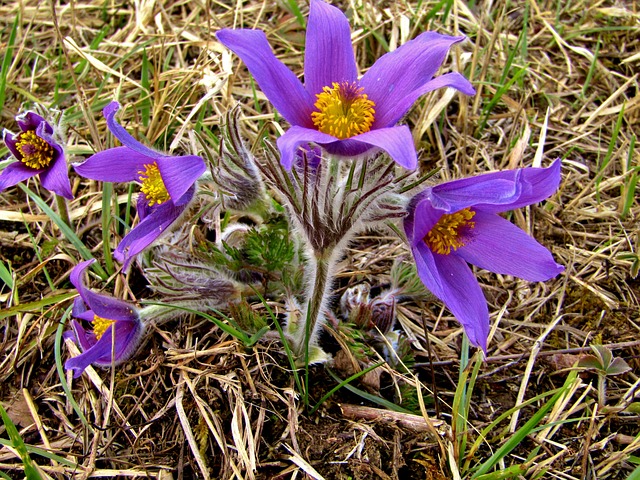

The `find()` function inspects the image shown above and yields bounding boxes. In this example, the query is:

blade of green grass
[0,260,13,289]
[141,301,250,344]
[140,48,151,126]
[285,0,305,27]
[101,182,115,275]
[0,291,76,320]
[595,102,625,201]
[629,465,640,480]
[54,305,95,433]
[478,66,528,133]
[621,134,637,220]
[18,184,108,280]
[0,438,77,468]
[471,370,579,478]
[326,368,413,414]
[251,288,303,395]
[310,362,384,415]
[0,403,44,480]
[22,216,54,292]
[0,13,19,113]
[582,36,600,97]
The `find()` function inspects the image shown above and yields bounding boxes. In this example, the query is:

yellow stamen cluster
[139,162,170,206]
[15,130,54,169]
[425,208,476,255]
[311,82,375,139]
[93,315,116,340]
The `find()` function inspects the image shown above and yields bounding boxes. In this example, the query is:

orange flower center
[425,208,476,255]
[139,161,170,206]
[15,130,54,169]
[311,82,375,139]
[93,315,116,340]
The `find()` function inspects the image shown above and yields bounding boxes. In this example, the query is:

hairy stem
[291,248,333,359]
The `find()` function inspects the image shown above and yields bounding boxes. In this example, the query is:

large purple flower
[65,259,144,378]
[216,0,475,171]
[1,111,73,199]
[403,160,565,351]
[74,101,206,270]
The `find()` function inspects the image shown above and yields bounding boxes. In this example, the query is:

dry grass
[0,0,639,479]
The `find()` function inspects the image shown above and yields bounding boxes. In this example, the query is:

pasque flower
[1,111,73,199]
[403,160,565,351]
[216,0,475,170]
[65,260,144,378]
[74,101,206,270]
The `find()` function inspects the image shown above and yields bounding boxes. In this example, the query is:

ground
[0,0,639,479]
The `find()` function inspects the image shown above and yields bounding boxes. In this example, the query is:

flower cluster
[0,0,565,376]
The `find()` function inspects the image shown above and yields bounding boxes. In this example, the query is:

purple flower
[65,259,144,378]
[216,0,475,171]
[403,160,565,351]
[74,101,206,270]
[1,111,73,199]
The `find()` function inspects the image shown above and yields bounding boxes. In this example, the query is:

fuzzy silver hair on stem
[255,142,420,360]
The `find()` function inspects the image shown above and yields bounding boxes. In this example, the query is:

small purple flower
[216,0,475,171]
[74,101,206,270]
[65,259,144,378]
[403,160,565,351]
[1,111,73,199]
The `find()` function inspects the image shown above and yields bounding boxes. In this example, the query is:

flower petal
[70,260,139,321]
[412,242,489,350]
[39,148,73,199]
[65,329,112,378]
[458,211,564,281]
[360,32,469,128]
[431,160,562,213]
[103,101,164,159]
[403,191,442,247]
[73,146,151,182]
[481,159,562,213]
[0,161,40,193]
[114,201,185,270]
[349,125,418,169]
[304,0,358,96]
[216,28,315,127]
[16,112,50,133]
[156,155,205,206]
[65,319,142,378]
[431,251,490,351]
[3,130,21,159]
[69,318,97,351]
[276,126,338,170]
[374,72,475,129]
